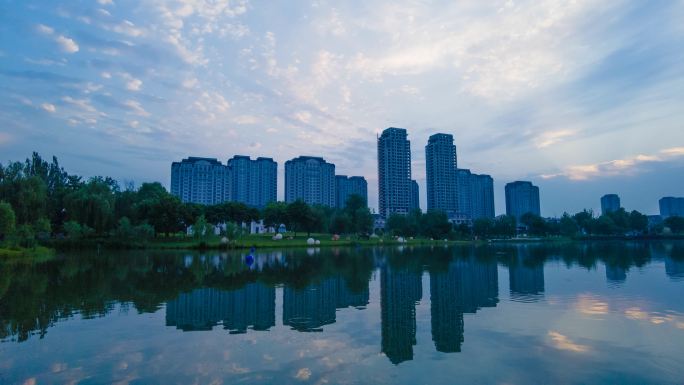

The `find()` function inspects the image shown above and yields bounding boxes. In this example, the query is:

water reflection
[1,241,683,370]
[166,283,275,332]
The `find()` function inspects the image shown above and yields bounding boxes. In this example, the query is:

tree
[329,212,351,234]
[559,213,578,237]
[33,217,52,239]
[473,218,493,238]
[352,207,373,236]
[64,177,116,233]
[521,213,548,236]
[594,215,618,235]
[628,210,648,234]
[192,215,213,240]
[421,210,452,239]
[492,215,516,238]
[0,201,16,240]
[263,201,288,231]
[386,214,410,237]
[286,200,311,237]
[665,216,684,234]
[573,210,594,234]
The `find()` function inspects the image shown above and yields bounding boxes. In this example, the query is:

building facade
[227,155,277,209]
[456,169,494,220]
[425,133,458,214]
[659,197,684,218]
[410,179,420,212]
[284,156,336,206]
[378,127,413,217]
[600,194,621,215]
[335,175,368,208]
[171,157,230,205]
[505,181,541,221]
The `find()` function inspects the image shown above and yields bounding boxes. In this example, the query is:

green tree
[263,201,288,231]
[15,224,36,248]
[421,210,452,239]
[493,215,516,237]
[521,213,548,236]
[192,215,213,240]
[33,217,52,239]
[473,218,493,238]
[64,177,117,233]
[573,210,594,234]
[559,213,579,236]
[0,201,16,240]
[628,210,648,234]
[329,212,351,234]
[665,216,684,234]
[286,200,311,237]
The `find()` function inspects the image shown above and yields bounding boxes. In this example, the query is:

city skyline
[1,1,683,216]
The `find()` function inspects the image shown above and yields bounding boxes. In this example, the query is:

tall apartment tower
[171,157,230,205]
[425,133,458,214]
[457,169,494,220]
[336,175,368,208]
[600,194,621,215]
[378,127,412,218]
[471,173,495,219]
[659,197,684,218]
[284,156,336,206]
[227,155,277,209]
[410,180,420,212]
[505,181,541,221]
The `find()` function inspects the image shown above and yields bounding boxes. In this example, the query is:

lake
[1,242,683,384]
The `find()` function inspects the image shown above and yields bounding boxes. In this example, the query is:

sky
[1,0,683,216]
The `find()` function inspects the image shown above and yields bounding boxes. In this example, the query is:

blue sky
[1,0,683,216]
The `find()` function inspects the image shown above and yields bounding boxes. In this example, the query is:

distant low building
[410,179,420,212]
[336,175,368,208]
[659,197,684,218]
[600,194,621,215]
[171,157,230,205]
[505,181,541,222]
[285,156,336,207]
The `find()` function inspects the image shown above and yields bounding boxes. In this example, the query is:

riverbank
[0,246,55,262]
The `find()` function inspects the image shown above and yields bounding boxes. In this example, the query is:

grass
[143,233,470,250]
[0,246,55,262]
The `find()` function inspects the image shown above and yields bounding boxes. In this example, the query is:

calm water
[1,242,684,384]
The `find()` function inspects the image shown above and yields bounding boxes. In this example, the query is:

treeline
[0,152,373,247]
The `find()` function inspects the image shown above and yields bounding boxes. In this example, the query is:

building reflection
[509,248,545,302]
[166,282,275,332]
[282,276,369,332]
[430,256,498,353]
[665,257,684,281]
[605,265,627,283]
[380,264,423,365]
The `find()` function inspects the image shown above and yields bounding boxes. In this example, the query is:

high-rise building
[284,156,336,206]
[378,128,412,218]
[335,175,368,208]
[410,180,420,211]
[505,181,541,221]
[659,197,684,218]
[227,155,277,209]
[171,157,230,205]
[600,194,621,215]
[457,169,495,220]
[471,173,495,220]
[425,133,458,213]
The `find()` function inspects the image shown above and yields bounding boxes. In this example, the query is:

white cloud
[541,147,684,180]
[36,24,54,35]
[234,115,259,124]
[124,100,150,116]
[112,20,144,37]
[98,0,114,4]
[101,72,112,79]
[126,78,143,91]
[41,103,56,113]
[56,35,79,53]
[534,129,578,149]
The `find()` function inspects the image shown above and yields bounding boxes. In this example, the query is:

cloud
[98,0,114,5]
[126,78,142,91]
[534,129,578,149]
[0,132,13,145]
[124,100,150,116]
[295,368,311,381]
[56,35,79,53]
[541,147,684,180]
[36,24,54,35]
[41,103,56,113]
[547,331,589,353]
